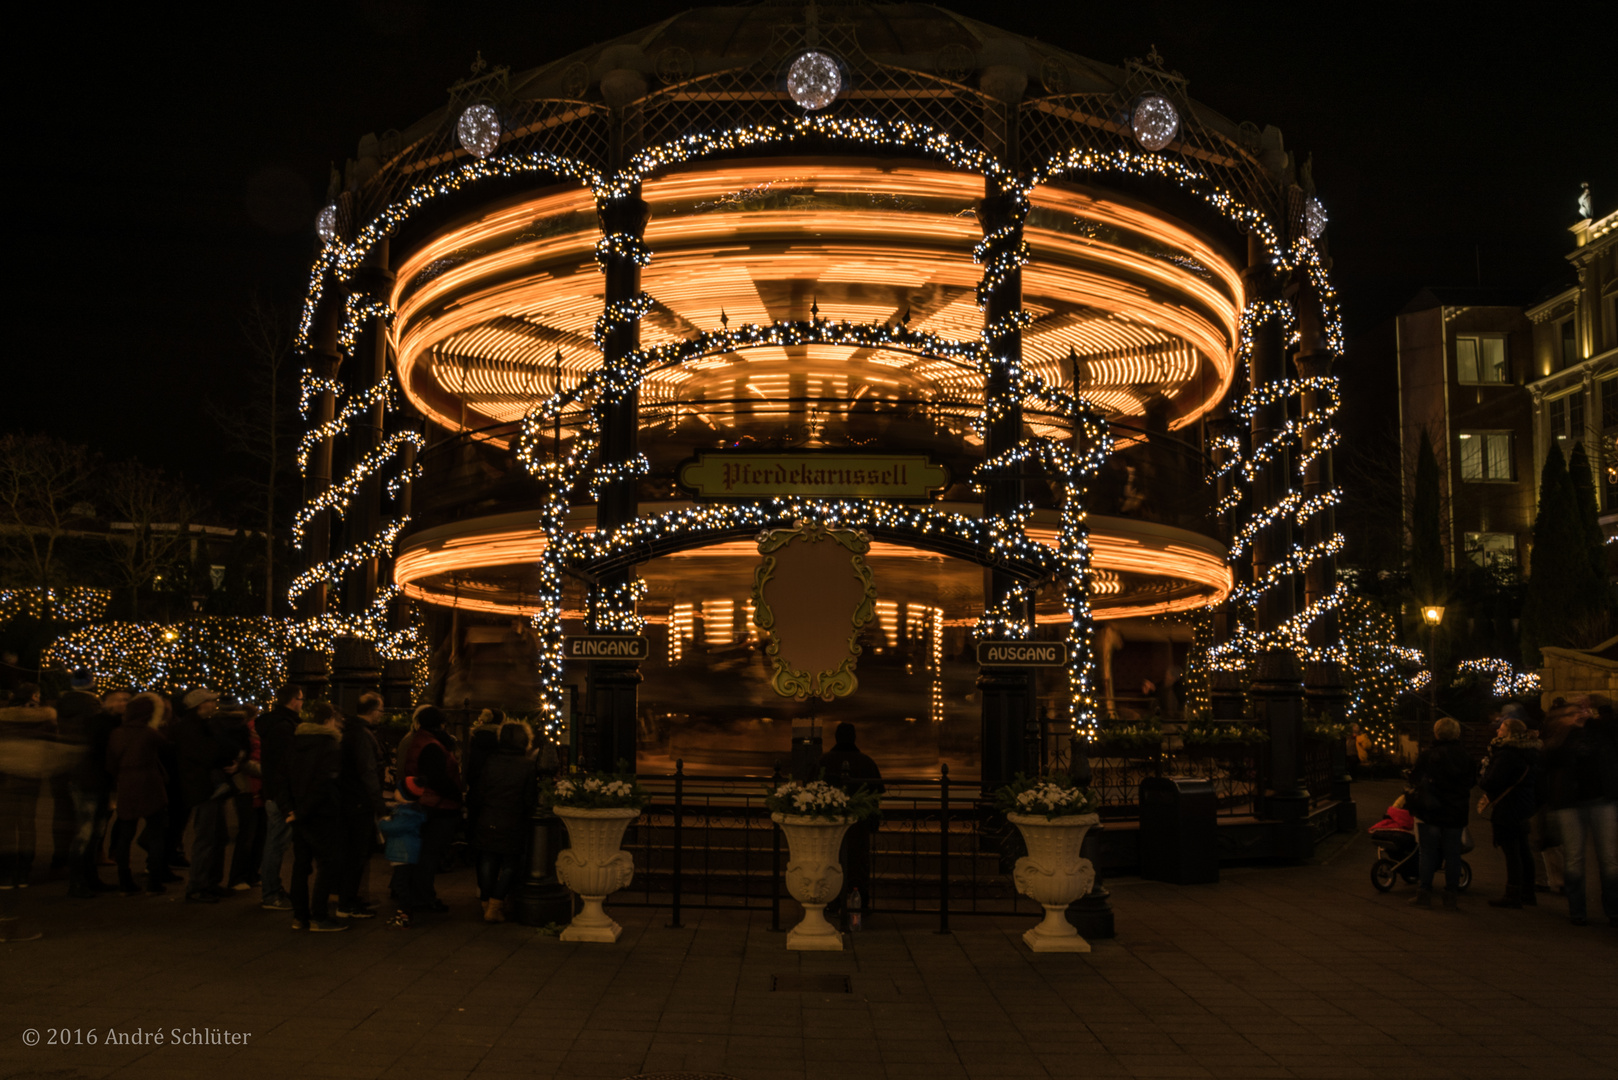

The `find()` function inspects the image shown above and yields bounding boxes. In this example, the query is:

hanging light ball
[316,203,338,245]
[1130,93,1180,151]
[457,103,501,159]
[787,51,843,111]
[1304,196,1328,240]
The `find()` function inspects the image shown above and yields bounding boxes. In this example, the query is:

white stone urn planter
[554,806,639,943]
[1007,811,1100,953]
[772,812,854,951]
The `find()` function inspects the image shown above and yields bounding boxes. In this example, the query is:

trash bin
[1138,776,1219,884]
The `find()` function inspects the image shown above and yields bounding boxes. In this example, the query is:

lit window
[1458,431,1513,481]
[1456,336,1508,383]
[1464,532,1516,568]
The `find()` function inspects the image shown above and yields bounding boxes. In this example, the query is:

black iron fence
[612,763,1037,929]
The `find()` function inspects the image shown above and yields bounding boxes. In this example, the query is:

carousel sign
[681,452,947,500]
[752,523,878,701]
[565,635,651,660]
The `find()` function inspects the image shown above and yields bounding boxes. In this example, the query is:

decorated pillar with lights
[1242,234,1309,828]
[330,240,393,711]
[290,267,347,699]
[587,185,651,771]
[975,179,1036,791]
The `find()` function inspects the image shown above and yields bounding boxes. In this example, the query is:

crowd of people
[0,672,556,934]
[1405,697,1618,926]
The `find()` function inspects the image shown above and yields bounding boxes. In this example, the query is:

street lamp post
[1421,605,1445,723]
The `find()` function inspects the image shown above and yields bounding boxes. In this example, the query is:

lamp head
[1421,605,1445,626]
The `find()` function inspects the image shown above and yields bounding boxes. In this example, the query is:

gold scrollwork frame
[752,522,878,701]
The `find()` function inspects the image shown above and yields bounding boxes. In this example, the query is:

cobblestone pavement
[2,781,1614,1080]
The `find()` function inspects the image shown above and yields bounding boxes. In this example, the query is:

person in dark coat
[1478,715,1540,909]
[105,694,171,895]
[334,693,388,919]
[471,721,538,923]
[257,682,303,910]
[58,683,129,898]
[817,722,885,923]
[286,702,349,932]
[390,705,463,928]
[1407,716,1479,909]
[171,689,237,903]
[1540,698,1618,927]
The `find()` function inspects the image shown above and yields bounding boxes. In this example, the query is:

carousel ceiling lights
[787,51,843,111]
[457,103,502,159]
[1130,94,1179,151]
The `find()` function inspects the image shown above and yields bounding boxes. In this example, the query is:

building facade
[1527,208,1618,530]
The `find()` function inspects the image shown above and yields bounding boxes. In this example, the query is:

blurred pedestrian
[57,678,127,898]
[0,686,55,890]
[106,694,171,896]
[397,705,462,921]
[172,689,236,903]
[1406,716,1478,910]
[334,693,387,919]
[287,702,349,932]
[217,701,260,892]
[1478,714,1539,909]
[257,682,303,912]
[1540,697,1618,927]
[471,720,537,923]
[818,722,885,924]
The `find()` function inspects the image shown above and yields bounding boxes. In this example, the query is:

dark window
[1602,378,1617,430]
[1560,318,1578,368]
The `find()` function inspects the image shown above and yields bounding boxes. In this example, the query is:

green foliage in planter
[1091,722,1163,754]
[1181,720,1269,748]
[1303,717,1353,742]
[993,772,1099,819]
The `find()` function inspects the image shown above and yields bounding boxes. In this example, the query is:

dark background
[12,0,1616,497]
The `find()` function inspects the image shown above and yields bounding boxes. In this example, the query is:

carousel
[290,1,1343,799]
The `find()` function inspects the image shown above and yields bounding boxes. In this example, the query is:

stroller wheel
[1371,858,1398,893]
[1457,860,1472,893]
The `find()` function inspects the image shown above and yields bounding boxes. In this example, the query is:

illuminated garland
[0,588,110,626]
[1456,658,1541,699]
[43,617,290,702]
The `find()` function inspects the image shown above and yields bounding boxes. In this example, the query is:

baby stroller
[1368,800,1472,893]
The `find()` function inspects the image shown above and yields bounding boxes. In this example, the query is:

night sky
[15,1,1615,500]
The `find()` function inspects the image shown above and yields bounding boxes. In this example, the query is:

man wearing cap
[172,688,238,902]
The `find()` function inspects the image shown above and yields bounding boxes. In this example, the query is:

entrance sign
[565,635,650,661]
[681,452,947,500]
[976,641,1070,667]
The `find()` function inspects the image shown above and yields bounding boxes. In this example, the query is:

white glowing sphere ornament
[316,204,338,245]
[457,104,501,159]
[1304,196,1328,240]
[787,51,842,111]
[1130,94,1179,151]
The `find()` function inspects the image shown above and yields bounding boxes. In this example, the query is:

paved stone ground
[1,780,1614,1080]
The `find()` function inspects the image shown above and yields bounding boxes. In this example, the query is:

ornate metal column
[290,273,345,699]
[1208,413,1247,721]
[1243,235,1309,837]
[976,179,1034,794]
[587,186,650,771]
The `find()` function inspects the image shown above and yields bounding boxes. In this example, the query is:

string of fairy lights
[283,109,1347,736]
